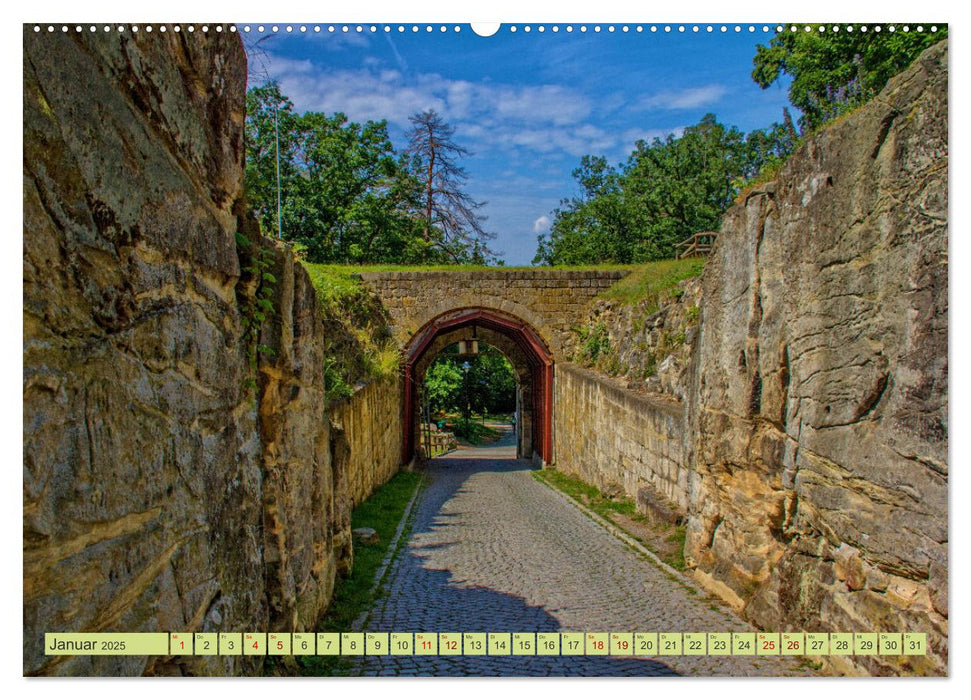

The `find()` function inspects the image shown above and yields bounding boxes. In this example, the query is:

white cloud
[270,65,446,126]
[634,85,728,111]
[467,193,561,265]
[493,84,591,125]
[264,52,596,153]
[532,215,551,234]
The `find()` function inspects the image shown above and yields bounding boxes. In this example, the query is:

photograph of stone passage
[23,22,947,678]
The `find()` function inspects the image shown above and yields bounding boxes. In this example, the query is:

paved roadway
[355,427,811,677]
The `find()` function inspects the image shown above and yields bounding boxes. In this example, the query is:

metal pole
[274,105,282,239]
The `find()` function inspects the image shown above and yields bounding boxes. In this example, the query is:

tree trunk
[424,125,435,242]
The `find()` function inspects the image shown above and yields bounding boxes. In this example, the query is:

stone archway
[402,307,554,465]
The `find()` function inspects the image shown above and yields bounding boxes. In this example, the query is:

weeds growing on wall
[575,322,611,365]
[598,258,705,309]
[235,230,278,393]
[301,263,401,402]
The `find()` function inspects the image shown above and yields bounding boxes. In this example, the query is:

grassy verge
[483,412,513,422]
[449,417,501,444]
[296,471,423,676]
[533,469,686,571]
[597,257,705,309]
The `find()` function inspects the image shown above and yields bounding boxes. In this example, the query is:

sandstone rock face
[684,42,948,675]
[252,238,353,634]
[23,27,257,677]
[23,29,351,675]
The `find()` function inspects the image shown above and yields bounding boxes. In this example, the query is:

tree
[245,83,428,263]
[423,359,465,414]
[534,156,643,265]
[422,346,517,415]
[244,82,301,238]
[623,115,748,256]
[285,112,421,263]
[534,114,780,265]
[752,27,947,131]
[406,110,498,263]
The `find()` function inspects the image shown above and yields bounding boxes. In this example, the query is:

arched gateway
[402,308,554,464]
[356,268,630,467]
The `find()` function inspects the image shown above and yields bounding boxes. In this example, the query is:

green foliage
[571,259,704,376]
[533,470,687,571]
[685,304,701,324]
[244,83,301,236]
[665,526,688,570]
[534,115,794,265]
[535,470,637,518]
[301,262,399,400]
[576,322,611,364]
[423,360,465,413]
[422,347,518,416]
[641,352,658,379]
[363,339,402,379]
[323,359,353,402]
[246,84,497,265]
[451,418,501,445]
[752,28,947,131]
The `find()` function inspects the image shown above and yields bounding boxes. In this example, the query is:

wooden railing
[674,231,718,259]
[418,423,457,459]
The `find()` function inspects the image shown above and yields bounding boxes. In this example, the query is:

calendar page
[22,6,949,683]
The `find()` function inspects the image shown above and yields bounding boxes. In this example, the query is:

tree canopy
[752,26,947,131]
[244,83,498,264]
[422,346,517,416]
[535,30,945,266]
[534,114,793,265]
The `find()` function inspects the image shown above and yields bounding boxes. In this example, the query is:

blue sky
[244,25,794,264]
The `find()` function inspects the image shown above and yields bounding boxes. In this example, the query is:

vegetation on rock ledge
[301,262,400,401]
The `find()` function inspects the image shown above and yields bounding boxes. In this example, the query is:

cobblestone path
[356,429,811,677]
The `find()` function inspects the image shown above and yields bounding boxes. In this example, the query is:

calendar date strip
[45,631,927,657]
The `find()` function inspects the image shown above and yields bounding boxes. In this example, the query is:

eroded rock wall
[684,41,948,675]
[23,28,351,676]
[252,238,353,633]
[571,276,702,399]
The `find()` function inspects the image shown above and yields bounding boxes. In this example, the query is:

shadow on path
[355,427,676,676]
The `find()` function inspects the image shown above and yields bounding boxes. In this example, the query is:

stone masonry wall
[684,42,948,676]
[554,364,689,516]
[23,29,350,675]
[330,376,404,508]
[361,270,628,358]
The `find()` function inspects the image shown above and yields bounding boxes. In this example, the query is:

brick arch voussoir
[409,294,558,358]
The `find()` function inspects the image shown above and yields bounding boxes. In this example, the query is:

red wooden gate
[402,308,554,464]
